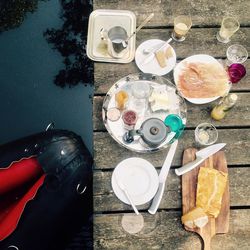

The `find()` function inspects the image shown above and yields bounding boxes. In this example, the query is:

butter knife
[148,140,178,214]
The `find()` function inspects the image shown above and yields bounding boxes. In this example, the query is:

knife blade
[148,140,178,214]
[175,143,226,176]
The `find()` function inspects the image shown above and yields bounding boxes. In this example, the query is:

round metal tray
[102,73,187,153]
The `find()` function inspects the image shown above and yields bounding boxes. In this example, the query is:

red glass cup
[228,63,246,83]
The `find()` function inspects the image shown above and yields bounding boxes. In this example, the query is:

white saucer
[174,54,230,104]
[111,157,159,205]
[135,39,176,76]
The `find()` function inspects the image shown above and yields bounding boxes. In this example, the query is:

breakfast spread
[93,9,244,248]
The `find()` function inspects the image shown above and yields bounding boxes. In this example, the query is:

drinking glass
[195,123,218,146]
[226,44,248,65]
[172,15,192,42]
[129,81,151,115]
[216,16,240,43]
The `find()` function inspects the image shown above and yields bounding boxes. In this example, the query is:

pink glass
[228,63,246,83]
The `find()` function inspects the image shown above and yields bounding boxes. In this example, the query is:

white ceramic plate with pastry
[135,39,176,76]
[174,54,231,104]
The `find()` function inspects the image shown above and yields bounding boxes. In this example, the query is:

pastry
[196,167,228,218]
[181,207,208,229]
[177,62,230,98]
[155,50,166,68]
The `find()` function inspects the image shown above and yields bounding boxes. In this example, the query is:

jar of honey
[115,90,128,110]
[211,94,238,121]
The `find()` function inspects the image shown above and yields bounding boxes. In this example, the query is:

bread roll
[181,207,208,229]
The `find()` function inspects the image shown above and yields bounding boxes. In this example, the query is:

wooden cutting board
[182,148,230,250]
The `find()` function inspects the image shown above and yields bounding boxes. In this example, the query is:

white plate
[135,39,176,76]
[174,54,230,104]
[111,158,159,205]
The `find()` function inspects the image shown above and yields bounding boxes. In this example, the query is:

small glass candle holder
[226,44,248,65]
[195,123,218,146]
[172,15,192,42]
[228,63,246,83]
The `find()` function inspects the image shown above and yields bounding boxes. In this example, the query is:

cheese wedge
[181,207,208,229]
[196,167,228,218]
[165,47,173,59]
[155,50,166,68]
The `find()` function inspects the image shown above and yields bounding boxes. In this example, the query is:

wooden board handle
[202,236,211,250]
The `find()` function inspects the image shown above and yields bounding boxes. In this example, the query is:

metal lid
[140,118,169,146]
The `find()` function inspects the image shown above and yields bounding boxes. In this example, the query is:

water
[0,1,93,153]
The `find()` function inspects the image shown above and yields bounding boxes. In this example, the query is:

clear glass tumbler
[216,16,240,43]
[226,44,248,65]
[195,123,218,146]
[129,81,151,116]
[172,15,192,42]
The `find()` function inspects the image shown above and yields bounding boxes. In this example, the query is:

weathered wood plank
[93,167,250,212]
[93,92,250,131]
[94,0,250,27]
[94,210,250,250]
[95,57,250,96]
[94,28,249,93]
[93,129,250,169]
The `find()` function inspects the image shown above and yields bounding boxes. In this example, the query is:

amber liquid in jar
[211,94,238,120]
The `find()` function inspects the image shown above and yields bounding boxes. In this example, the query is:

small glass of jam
[122,110,138,130]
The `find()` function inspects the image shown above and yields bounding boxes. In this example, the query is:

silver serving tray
[102,73,187,153]
[87,9,136,63]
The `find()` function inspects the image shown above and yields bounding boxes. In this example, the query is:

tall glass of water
[216,16,240,43]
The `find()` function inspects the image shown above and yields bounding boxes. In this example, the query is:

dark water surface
[0,0,93,153]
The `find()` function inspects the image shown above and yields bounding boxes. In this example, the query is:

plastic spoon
[115,173,139,215]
